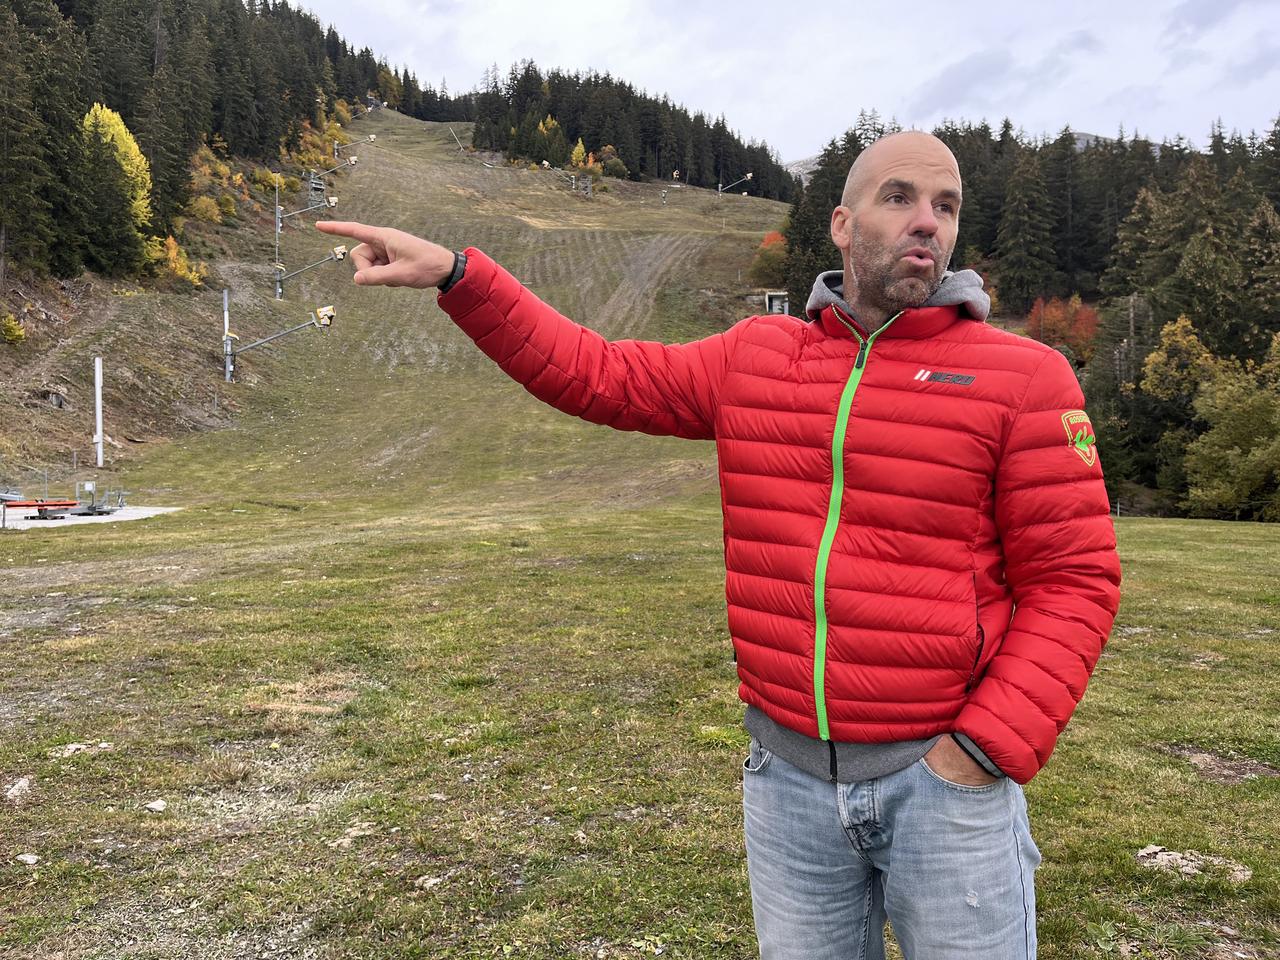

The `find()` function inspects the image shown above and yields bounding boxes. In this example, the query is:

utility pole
[93,356,104,468]
[276,180,284,268]
[0,126,7,293]
[223,289,235,382]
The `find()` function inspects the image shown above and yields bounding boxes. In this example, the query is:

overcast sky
[298,0,1280,163]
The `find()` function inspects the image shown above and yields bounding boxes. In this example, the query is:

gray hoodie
[804,267,991,324]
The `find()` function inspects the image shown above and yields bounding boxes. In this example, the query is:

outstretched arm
[317,221,745,440]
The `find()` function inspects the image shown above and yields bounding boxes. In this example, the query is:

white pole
[274,181,281,268]
[94,356,103,468]
[223,288,234,381]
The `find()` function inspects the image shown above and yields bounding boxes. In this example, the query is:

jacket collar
[820,302,964,341]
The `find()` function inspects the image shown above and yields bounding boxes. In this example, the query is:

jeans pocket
[917,756,1004,793]
[1013,784,1044,870]
[743,736,773,775]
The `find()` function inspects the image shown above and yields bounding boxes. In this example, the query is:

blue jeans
[742,737,1041,959]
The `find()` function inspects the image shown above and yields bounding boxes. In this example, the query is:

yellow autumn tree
[82,103,152,233]
[375,69,402,109]
[1183,333,1280,520]
[570,137,586,168]
[1141,316,1220,402]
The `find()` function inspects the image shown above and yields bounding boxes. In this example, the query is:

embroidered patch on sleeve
[1062,410,1097,466]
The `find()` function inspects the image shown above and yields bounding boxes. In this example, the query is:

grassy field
[2,110,1278,959]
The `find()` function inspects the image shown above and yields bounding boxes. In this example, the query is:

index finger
[316,220,384,243]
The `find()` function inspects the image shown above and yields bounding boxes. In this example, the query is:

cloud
[1054,29,1103,55]
[1100,84,1168,123]
[907,49,1017,122]
[1019,29,1102,96]
[1163,46,1214,72]
[1161,0,1256,46]
[1221,35,1280,86]
[297,0,1280,164]
[907,32,1100,131]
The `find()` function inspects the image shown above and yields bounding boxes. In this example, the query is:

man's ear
[830,205,853,255]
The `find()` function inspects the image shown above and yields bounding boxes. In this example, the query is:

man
[317,130,1121,958]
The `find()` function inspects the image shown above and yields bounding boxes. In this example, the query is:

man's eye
[887,194,907,204]
[936,203,954,214]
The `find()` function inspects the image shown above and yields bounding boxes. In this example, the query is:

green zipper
[812,309,901,740]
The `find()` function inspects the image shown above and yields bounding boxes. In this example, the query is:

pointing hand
[316,220,455,288]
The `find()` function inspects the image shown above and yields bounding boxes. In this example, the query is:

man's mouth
[900,247,936,269]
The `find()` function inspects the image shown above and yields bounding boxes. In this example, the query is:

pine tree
[9,0,94,277]
[0,7,55,282]
[995,153,1057,313]
[88,0,149,122]
[1101,186,1163,298]
[1257,115,1280,212]
[172,0,213,148]
[657,112,676,179]
[1239,201,1280,359]
[248,16,285,156]
[1208,118,1231,179]
[134,63,187,229]
[1043,126,1089,293]
[211,0,257,155]
[1161,226,1247,358]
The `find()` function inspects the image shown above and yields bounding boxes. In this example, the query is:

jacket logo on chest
[913,368,976,386]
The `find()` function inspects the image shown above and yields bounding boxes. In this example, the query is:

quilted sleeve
[436,246,745,440]
[953,349,1122,783]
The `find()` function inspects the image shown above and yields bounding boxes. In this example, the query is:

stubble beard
[847,221,949,317]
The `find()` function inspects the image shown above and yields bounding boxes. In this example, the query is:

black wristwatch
[438,250,467,293]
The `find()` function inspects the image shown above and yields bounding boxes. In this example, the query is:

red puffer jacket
[439,247,1122,784]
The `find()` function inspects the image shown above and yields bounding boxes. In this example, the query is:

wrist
[950,733,1005,778]
[437,250,467,292]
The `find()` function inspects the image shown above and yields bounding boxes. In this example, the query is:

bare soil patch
[1162,743,1280,785]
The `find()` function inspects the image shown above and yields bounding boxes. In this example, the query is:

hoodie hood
[804,268,990,324]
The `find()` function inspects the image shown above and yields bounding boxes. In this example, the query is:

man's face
[831,135,962,315]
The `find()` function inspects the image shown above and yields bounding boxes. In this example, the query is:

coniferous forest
[0,0,796,289]
[465,61,798,202]
[2,0,1279,519]
[2,0,410,279]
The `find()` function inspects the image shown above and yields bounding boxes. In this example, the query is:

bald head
[828,130,963,328]
[841,131,961,209]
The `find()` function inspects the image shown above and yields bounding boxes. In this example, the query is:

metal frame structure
[273,181,338,290]
[317,156,359,176]
[274,246,347,300]
[277,196,338,228]
[717,172,753,197]
[222,294,335,383]
[335,134,376,160]
[540,160,578,192]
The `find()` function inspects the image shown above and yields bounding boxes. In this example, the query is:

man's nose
[908,201,939,237]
